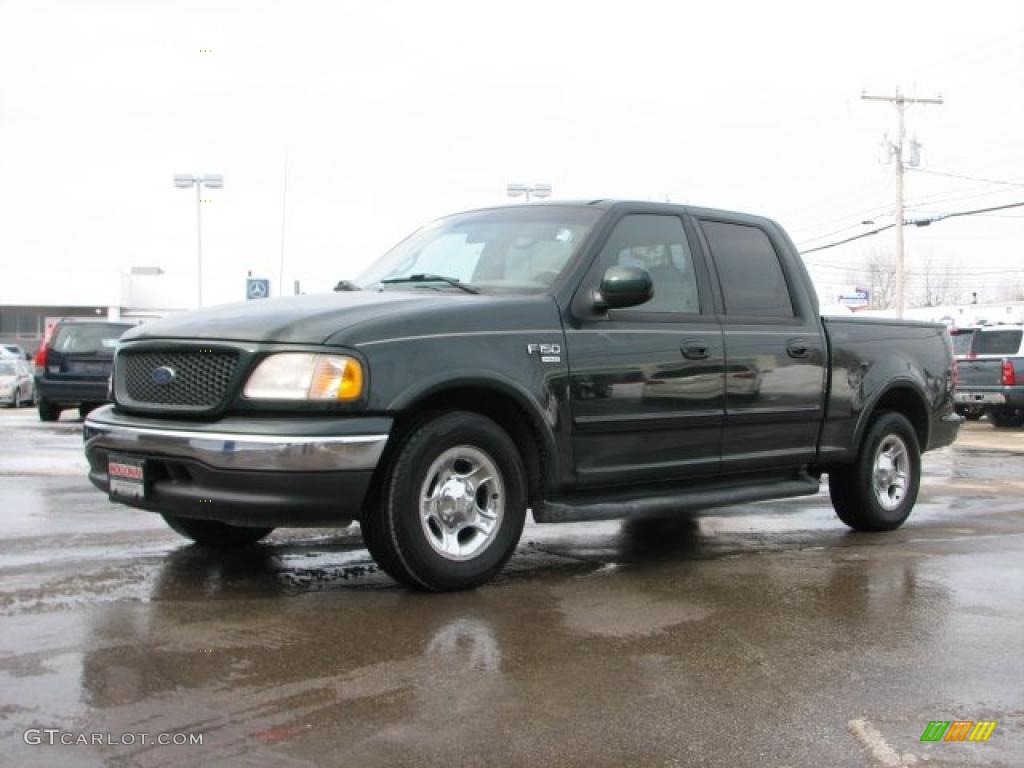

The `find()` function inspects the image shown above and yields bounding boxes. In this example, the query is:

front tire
[12,391,20,409]
[38,397,60,422]
[161,514,274,547]
[829,411,921,532]
[362,411,528,591]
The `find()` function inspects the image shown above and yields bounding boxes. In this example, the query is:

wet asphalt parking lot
[0,408,1022,767]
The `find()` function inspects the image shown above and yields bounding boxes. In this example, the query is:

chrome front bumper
[83,407,390,473]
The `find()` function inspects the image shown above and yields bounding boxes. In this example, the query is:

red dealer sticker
[108,455,146,501]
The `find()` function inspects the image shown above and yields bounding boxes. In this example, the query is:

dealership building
[0,269,189,354]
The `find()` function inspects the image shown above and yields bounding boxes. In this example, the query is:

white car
[0,359,34,408]
[1,344,30,360]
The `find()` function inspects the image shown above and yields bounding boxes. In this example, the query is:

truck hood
[123,290,485,346]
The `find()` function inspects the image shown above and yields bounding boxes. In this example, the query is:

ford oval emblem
[152,366,176,386]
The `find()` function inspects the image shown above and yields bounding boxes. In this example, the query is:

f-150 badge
[527,343,561,363]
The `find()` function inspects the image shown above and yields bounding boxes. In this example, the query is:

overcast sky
[2,0,1022,308]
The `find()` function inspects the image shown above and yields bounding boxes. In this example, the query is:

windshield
[355,206,602,293]
[0,362,16,376]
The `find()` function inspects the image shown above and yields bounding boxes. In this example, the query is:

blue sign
[246,278,270,300]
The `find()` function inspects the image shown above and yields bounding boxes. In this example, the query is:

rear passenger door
[566,212,725,487]
[696,218,827,471]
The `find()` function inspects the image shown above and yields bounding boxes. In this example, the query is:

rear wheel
[990,408,1024,428]
[361,411,528,591]
[161,514,274,547]
[37,397,60,422]
[829,411,921,532]
[79,403,100,419]
[12,391,20,409]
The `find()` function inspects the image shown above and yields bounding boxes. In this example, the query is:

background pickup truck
[83,201,960,590]
[955,324,1024,427]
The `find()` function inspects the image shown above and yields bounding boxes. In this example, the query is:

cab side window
[700,220,794,318]
[596,215,701,314]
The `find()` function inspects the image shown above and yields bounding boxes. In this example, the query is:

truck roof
[452,199,783,230]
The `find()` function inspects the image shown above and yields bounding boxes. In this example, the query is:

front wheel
[161,514,274,547]
[361,411,528,591]
[829,411,921,532]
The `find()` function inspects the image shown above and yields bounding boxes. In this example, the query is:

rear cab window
[972,329,1023,357]
[699,220,795,318]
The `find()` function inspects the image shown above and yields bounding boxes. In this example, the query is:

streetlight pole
[195,180,203,308]
[174,173,223,308]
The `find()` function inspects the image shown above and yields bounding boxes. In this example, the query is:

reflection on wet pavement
[1,411,1022,766]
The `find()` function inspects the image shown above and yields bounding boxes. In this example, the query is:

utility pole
[861,89,943,318]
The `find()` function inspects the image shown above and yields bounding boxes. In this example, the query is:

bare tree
[915,254,965,307]
[996,282,1024,302]
[859,249,897,310]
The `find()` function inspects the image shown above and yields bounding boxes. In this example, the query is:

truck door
[566,213,725,488]
[696,218,827,471]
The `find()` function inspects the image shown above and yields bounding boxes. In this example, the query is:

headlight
[243,353,364,401]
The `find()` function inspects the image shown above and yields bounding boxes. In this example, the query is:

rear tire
[38,398,60,422]
[361,411,528,591]
[161,514,274,547]
[79,403,100,419]
[990,408,1024,428]
[829,411,921,532]
[12,391,20,409]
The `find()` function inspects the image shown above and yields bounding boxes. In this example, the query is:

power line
[795,220,886,247]
[909,167,1024,188]
[798,199,1024,256]
[800,224,895,254]
[905,182,1023,210]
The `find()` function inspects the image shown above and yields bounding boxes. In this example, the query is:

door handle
[786,338,810,359]
[681,340,710,360]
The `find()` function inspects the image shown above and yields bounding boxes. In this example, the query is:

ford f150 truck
[83,201,960,590]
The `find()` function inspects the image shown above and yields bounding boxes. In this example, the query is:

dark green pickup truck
[84,201,960,590]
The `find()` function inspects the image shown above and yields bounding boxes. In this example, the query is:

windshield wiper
[380,273,480,294]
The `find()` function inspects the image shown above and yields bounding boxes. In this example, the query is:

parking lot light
[174,173,224,308]
[506,183,552,203]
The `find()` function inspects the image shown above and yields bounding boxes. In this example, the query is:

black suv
[34,321,136,421]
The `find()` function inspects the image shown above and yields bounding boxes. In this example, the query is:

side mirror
[596,265,653,310]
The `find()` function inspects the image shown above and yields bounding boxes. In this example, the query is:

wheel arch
[851,380,931,456]
[371,377,558,509]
